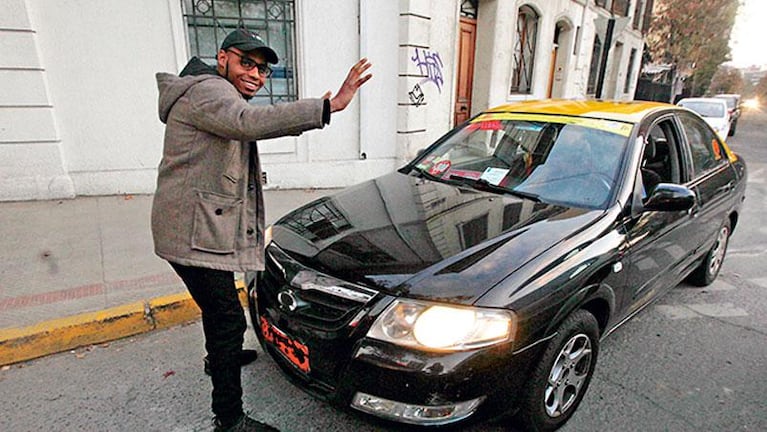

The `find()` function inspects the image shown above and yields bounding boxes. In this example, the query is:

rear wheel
[687,219,731,286]
[728,119,737,136]
[514,310,599,432]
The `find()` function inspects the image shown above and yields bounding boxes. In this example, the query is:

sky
[729,0,767,67]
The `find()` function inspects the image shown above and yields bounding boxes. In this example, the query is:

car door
[675,111,738,264]
[620,115,700,316]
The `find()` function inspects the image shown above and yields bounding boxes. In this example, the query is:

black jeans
[170,262,245,424]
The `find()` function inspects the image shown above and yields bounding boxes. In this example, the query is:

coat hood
[269,172,604,305]
[156,57,221,123]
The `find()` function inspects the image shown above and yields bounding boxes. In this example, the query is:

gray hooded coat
[152,60,326,271]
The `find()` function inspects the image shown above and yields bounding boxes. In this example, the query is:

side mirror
[643,183,696,212]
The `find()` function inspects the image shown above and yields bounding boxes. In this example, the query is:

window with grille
[182,0,297,105]
[511,6,538,94]
[280,197,352,242]
[611,0,630,17]
[633,0,645,30]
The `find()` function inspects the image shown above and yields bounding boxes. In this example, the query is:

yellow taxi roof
[485,99,674,124]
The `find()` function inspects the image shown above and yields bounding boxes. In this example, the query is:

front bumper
[247,281,542,426]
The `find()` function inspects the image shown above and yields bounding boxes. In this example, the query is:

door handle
[716,181,733,194]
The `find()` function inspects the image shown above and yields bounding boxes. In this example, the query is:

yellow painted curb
[0,281,249,366]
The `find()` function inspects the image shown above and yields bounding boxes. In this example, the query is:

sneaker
[214,414,279,432]
[204,349,258,376]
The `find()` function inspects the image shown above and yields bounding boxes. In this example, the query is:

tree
[708,65,744,95]
[646,0,740,97]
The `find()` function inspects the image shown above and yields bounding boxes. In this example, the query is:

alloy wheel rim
[708,225,730,277]
[544,333,593,418]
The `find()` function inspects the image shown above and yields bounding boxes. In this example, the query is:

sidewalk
[0,189,336,366]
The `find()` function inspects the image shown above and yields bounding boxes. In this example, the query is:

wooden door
[547,45,558,98]
[454,17,477,126]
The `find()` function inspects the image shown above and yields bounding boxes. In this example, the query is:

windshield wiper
[410,166,464,186]
[451,175,541,202]
[410,166,441,181]
[505,187,541,202]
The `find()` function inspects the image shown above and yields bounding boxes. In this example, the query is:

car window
[678,113,727,178]
[640,119,682,199]
[678,101,725,118]
[714,95,740,110]
[411,114,631,209]
[716,97,735,109]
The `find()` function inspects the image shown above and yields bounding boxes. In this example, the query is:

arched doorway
[548,19,573,98]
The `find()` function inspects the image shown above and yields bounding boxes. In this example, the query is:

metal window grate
[511,6,538,94]
[182,0,297,104]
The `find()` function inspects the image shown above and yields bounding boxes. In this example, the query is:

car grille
[256,244,383,396]
[261,244,377,331]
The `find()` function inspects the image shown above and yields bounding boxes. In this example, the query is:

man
[152,29,371,432]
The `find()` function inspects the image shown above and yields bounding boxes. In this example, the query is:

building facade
[0,0,651,201]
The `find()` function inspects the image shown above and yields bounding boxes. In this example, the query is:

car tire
[514,309,600,432]
[686,219,731,287]
[728,120,737,136]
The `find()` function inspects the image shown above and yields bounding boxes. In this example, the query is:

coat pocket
[191,190,243,254]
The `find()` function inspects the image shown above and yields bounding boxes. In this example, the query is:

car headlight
[366,299,515,351]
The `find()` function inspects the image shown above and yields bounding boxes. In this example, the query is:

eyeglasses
[226,50,273,77]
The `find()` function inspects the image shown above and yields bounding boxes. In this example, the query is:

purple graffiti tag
[411,48,444,93]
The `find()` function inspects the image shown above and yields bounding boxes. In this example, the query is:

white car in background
[677,97,731,139]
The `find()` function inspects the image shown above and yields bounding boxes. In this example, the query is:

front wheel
[728,119,737,136]
[514,310,600,432]
[686,219,731,286]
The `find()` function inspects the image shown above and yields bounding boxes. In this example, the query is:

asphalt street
[1,109,765,432]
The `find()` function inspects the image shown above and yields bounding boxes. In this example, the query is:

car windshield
[409,113,631,209]
[679,101,725,118]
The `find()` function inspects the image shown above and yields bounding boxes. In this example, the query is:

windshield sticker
[428,159,452,176]
[472,113,633,137]
[480,167,510,185]
[516,123,544,132]
[416,155,437,170]
[466,119,503,131]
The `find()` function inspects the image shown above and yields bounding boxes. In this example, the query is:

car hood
[270,172,605,305]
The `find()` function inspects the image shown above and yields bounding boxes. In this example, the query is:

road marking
[656,303,749,319]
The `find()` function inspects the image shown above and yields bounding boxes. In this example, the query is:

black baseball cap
[220,29,278,64]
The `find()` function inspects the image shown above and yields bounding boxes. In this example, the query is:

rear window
[679,101,725,118]
[714,96,737,109]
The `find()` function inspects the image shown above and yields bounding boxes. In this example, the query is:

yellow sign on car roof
[471,112,634,136]
[484,99,672,124]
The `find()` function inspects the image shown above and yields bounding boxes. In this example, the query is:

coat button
[246,228,254,235]
[248,183,255,191]
[215,208,223,215]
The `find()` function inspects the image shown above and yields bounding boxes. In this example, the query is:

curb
[0,281,248,366]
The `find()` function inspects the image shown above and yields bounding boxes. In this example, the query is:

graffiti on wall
[411,48,444,93]
[408,84,425,106]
